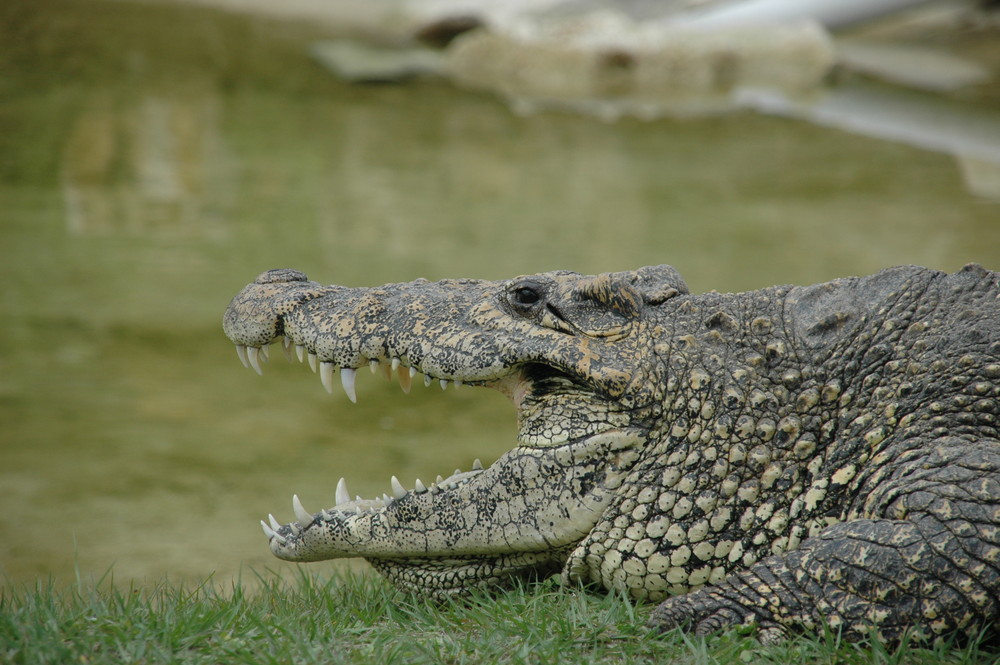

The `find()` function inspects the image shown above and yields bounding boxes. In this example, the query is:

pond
[1,0,998,589]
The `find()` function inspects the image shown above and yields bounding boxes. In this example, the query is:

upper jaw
[223,271,519,393]
[223,269,641,402]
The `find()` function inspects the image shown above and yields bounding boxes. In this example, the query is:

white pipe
[674,0,950,30]
[739,82,1000,164]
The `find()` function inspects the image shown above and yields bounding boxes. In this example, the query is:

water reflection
[62,94,233,239]
[321,103,652,273]
[1,0,998,591]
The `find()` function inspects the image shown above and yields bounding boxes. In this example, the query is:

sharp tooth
[382,493,393,504]
[409,367,418,379]
[414,479,427,493]
[397,365,412,393]
[369,359,379,374]
[268,514,281,531]
[423,374,432,388]
[261,521,287,544]
[380,362,392,381]
[336,477,351,506]
[296,345,306,363]
[440,380,448,390]
[247,347,264,375]
[308,352,318,373]
[341,367,358,403]
[320,509,332,521]
[436,475,444,484]
[473,458,483,470]
[282,337,293,361]
[321,362,335,394]
[391,357,400,371]
[289,523,300,536]
[235,345,250,369]
[293,494,312,524]
[260,345,270,362]
[454,469,462,476]
[390,476,406,499]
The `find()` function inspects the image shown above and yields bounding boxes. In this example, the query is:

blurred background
[1,0,998,589]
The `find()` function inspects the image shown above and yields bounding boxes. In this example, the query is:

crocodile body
[223,264,1000,642]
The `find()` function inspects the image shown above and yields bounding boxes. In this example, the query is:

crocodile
[223,263,1000,643]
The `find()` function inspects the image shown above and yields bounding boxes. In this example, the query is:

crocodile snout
[222,269,332,369]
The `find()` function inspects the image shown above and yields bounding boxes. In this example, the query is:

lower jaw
[366,546,575,598]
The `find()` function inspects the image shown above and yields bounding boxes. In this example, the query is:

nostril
[255,269,309,285]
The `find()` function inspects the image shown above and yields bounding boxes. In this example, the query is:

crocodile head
[223,266,688,595]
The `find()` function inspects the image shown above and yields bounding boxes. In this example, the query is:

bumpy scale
[223,263,1000,643]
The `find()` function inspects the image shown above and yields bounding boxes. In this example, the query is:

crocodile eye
[507,279,551,314]
[513,287,540,306]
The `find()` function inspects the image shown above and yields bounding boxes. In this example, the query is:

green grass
[1,571,996,665]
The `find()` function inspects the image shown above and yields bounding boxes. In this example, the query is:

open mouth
[221,268,656,592]
[231,334,617,566]
[233,335,493,546]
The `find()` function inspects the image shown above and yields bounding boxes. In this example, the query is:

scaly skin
[223,263,1000,643]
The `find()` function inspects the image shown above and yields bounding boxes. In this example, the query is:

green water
[2,0,998,588]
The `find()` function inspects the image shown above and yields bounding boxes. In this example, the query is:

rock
[445,10,835,118]
[310,39,446,83]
